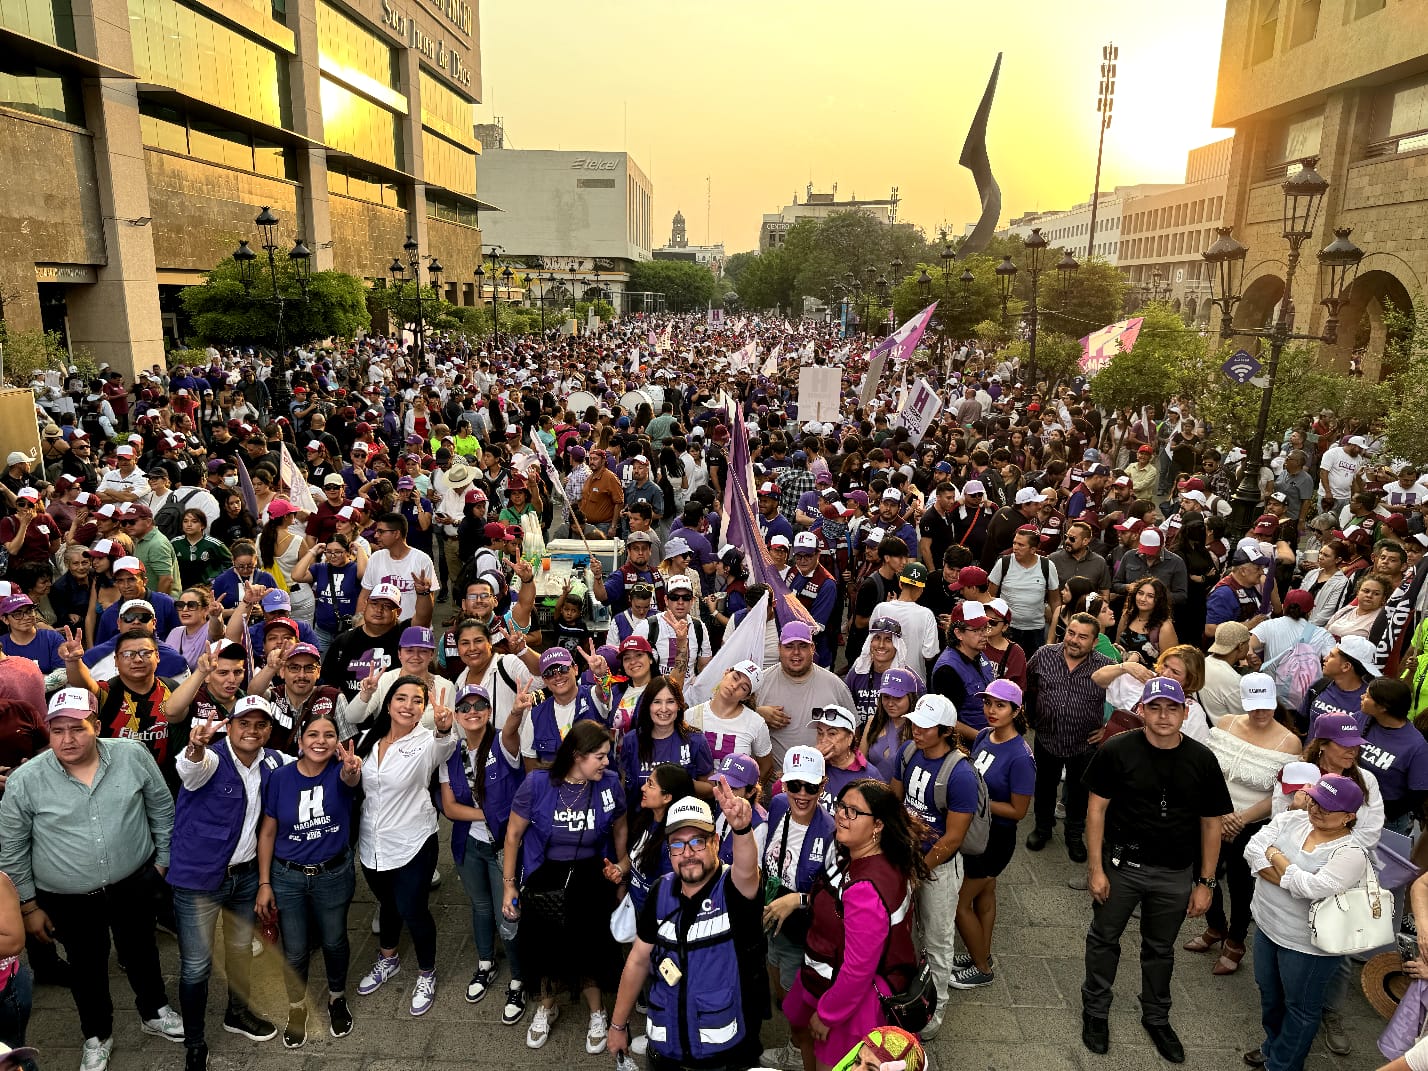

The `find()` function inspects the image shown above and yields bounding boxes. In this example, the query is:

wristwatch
[1192,877,1219,890]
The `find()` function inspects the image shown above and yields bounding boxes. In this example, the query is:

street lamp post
[232,206,310,416]
[1202,156,1364,535]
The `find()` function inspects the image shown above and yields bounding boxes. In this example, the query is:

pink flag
[886,302,938,361]
[1079,317,1144,373]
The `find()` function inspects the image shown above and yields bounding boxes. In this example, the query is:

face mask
[224,475,238,487]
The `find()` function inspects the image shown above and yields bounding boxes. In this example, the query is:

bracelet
[258,882,271,888]
[503,877,517,885]
[731,822,753,836]
[610,1023,629,1033]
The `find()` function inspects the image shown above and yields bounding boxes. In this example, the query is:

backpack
[994,551,1051,590]
[1261,620,1323,714]
[154,487,201,539]
[898,741,991,856]
[645,615,706,668]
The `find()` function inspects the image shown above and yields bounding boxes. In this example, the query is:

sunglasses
[869,620,902,637]
[541,664,572,678]
[811,707,852,728]
[119,611,155,624]
[785,780,820,796]
[174,600,204,610]
[667,592,694,602]
[456,701,491,713]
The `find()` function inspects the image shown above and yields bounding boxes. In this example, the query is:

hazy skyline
[474,1,1229,253]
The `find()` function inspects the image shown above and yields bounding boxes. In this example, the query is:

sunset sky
[474,1,1229,253]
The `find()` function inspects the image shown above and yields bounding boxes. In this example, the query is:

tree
[723,251,758,288]
[0,329,95,387]
[889,255,1007,340]
[626,260,717,312]
[368,286,461,333]
[1088,303,1203,412]
[181,259,370,347]
[734,247,800,312]
[1037,258,1130,341]
[1379,299,1427,462]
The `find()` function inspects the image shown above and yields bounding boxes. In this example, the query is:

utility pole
[706,176,711,245]
[1087,42,1117,261]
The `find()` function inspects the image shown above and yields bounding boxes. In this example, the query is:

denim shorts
[767,929,805,983]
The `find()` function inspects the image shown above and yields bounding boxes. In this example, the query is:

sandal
[1182,929,1225,953]
[1213,939,1247,975]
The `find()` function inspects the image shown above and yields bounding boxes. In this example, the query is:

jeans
[1082,857,1192,1025]
[1205,820,1264,944]
[172,868,259,1047]
[916,855,963,1035]
[271,854,355,1004]
[38,864,169,1042]
[0,963,33,1054]
[362,834,439,971]
[1252,929,1343,1071]
[1031,737,1093,844]
[1009,626,1045,658]
[452,838,522,980]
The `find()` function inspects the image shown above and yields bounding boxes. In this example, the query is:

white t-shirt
[518,692,609,758]
[631,612,713,675]
[362,546,436,619]
[685,701,772,764]
[989,554,1060,632]
[766,812,809,889]
[873,600,940,684]
[1318,446,1364,500]
[1251,616,1336,666]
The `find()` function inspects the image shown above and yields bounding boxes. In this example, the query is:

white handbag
[1308,847,1394,955]
[610,891,637,944]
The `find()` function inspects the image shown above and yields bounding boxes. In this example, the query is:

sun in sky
[474,1,1229,252]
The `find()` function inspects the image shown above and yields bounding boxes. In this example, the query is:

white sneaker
[631,1035,649,1055]
[526,1002,560,1049]
[80,1037,113,1071]
[357,953,400,995]
[410,971,437,1016]
[430,869,442,889]
[251,937,264,957]
[586,1009,609,1054]
[140,1005,184,1043]
[759,1040,804,1071]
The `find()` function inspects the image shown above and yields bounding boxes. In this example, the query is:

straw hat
[1362,951,1412,1020]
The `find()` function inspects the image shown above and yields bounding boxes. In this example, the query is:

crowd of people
[0,313,1423,1071]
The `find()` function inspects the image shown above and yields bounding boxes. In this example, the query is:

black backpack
[154,487,202,539]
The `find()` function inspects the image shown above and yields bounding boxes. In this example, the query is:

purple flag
[886,302,938,361]
[234,452,260,523]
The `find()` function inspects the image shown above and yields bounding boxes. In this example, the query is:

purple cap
[1305,773,1365,814]
[596,644,620,668]
[398,625,434,649]
[397,476,415,490]
[779,621,814,646]
[539,646,574,673]
[261,590,292,613]
[975,679,1024,706]
[0,594,35,615]
[455,684,491,708]
[1139,676,1187,706]
[1309,712,1368,748]
[717,753,760,789]
[285,642,321,661]
[878,667,924,698]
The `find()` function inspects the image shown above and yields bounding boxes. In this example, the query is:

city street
[26,831,1380,1070]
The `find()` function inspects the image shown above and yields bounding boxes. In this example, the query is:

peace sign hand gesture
[512,681,536,715]
[189,716,227,748]
[583,639,609,680]
[412,570,433,596]
[334,739,363,781]
[712,774,751,830]
[432,703,454,734]
[207,593,226,621]
[57,626,84,664]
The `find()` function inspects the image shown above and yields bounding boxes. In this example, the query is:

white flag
[279,444,318,512]
[684,592,770,706]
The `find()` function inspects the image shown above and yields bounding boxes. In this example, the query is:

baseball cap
[1015,487,1046,506]
[1279,761,1322,794]
[1251,514,1280,537]
[260,590,292,613]
[1139,676,1187,706]
[625,530,655,544]
[665,574,695,596]
[879,668,923,698]
[952,600,988,627]
[113,555,145,575]
[717,753,760,789]
[1284,589,1314,613]
[791,531,819,553]
[1114,517,1145,534]
[1336,635,1382,678]
[1240,672,1277,711]
[810,705,858,733]
[399,626,435,649]
[619,635,654,657]
[118,598,154,619]
[1208,621,1252,655]
[1231,544,1268,567]
[868,616,902,637]
[1138,444,1155,454]
[88,538,117,558]
[665,797,716,836]
[951,566,989,592]
[779,621,814,646]
[900,562,929,587]
[906,694,957,729]
[323,473,345,487]
[396,476,415,491]
[863,527,887,546]
[882,488,902,502]
[369,582,404,606]
[15,487,39,503]
[0,594,34,616]
[232,694,274,721]
[1138,529,1163,552]
[1180,490,1208,506]
[263,618,299,637]
[46,686,98,722]
[781,745,826,783]
[729,659,763,691]
[455,685,492,708]
[538,646,574,674]
[1309,712,1367,747]
[962,479,986,496]
[1348,435,1368,449]
[1306,773,1365,814]
[984,597,1010,621]
[285,643,321,662]
[975,679,1024,707]
[757,481,781,497]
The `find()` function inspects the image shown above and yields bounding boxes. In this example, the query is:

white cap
[232,695,274,719]
[665,796,715,834]
[792,531,819,552]
[1181,490,1208,505]
[906,693,957,729]
[118,598,152,617]
[1240,672,1277,711]
[632,454,650,465]
[115,445,135,459]
[962,479,986,496]
[369,582,404,605]
[1348,435,1368,448]
[113,555,144,574]
[882,488,902,502]
[769,534,791,549]
[1015,487,1046,506]
[665,574,694,594]
[730,659,763,690]
[864,527,886,545]
[781,745,825,783]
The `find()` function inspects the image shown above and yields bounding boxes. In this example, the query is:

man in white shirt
[1319,436,1367,511]
[358,511,436,620]
[96,446,150,503]
[872,562,941,684]
[632,575,713,677]
[988,525,1061,656]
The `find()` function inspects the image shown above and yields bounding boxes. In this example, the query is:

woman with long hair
[1175,517,1217,644]
[980,598,1027,691]
[351,676,457,1016]
[82,540,123,647]
[860,668,922,782]
[255,712,363,1047]
[1116,576,1178,664]
[452,618,533,729]
[617,675,713,810]
[258,500,314,625]
[1298,540,1352,627]
[501,721,627,1053]
[609,635,658,736]
[291,534,367,653]
[164,586,221,671]
[1049,577,1102,646]
[682,661,773,777]
[346,626,454,729]
[1154,645,1213,743]
[211,489,258,547]
[601,762,694,913]
[438,684,527,1020]
[781,779,930,1071]
[1325,572,1390,641]
[250,467,278,522]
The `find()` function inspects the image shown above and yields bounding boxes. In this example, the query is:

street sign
[1222,349,1262,384]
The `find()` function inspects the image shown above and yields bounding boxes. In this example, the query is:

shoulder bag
[1308,845,1394,955]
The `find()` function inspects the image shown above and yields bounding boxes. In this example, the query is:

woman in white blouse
[1244,774,1369,1071]
[351,676,457,1017]
[342,626,454,730]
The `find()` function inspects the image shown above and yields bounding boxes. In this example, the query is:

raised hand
[712,774,752,830]
[512,682,536,714]
[57,626,84,663]
[412,570,433,596]
[588,557,603,580]
[207,593,226,621]
[194,650,215,678]
[512,557,534,583]
[359,661,382,699]
[673,617,690,640]
[335,739,363,779]
[189,715,227,749]
[432,702,454,733]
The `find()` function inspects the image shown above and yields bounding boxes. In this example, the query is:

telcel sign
[570,158,619,171]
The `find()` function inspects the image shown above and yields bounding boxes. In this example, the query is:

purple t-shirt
[1302,681,1366,726]
[972,729,1037,826]
[1356,715,1428,804]
[619,730,714,810]
[821,755,886,816]
[262,760,354,865]
[511,772,627,862]
[895,746,980,845]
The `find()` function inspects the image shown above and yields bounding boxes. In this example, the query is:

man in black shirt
[1080,676,1231,1063]
[320,584,431,698]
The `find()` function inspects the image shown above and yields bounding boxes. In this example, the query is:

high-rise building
[1,0,488,376]
[1214,0,1428,375]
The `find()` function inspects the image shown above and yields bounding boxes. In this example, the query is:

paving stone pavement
[25,828,1384,1071]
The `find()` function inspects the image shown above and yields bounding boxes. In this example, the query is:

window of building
[138,100,297,177]
[0,59,82,123]
[320,76,401,171]
[328,159,406,207]
[1289,0,1320,46]
[1,0,76,49]
[1251,0,1279,64]
[1344,0,1385,22]
[421,127,475,195]
[1368,72,1428,155]
[419,69,476,149]
[1264,108,1322,173]
[316,1,398,93]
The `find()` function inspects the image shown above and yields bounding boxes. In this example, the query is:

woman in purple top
[953,680,1036,990]
[617,676,714,812]
[814,705,884,815]
[601,762,693,912]
[858,668,923,782]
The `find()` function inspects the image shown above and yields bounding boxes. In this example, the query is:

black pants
[1010,626,1045,658]
[1205,820,1264,943]
[1031,736,1093,845]
[39,865,169,1042]
[1081,856,1192,1025]
[362,834,440,972]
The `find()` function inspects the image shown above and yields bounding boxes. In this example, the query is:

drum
[564,390,599,417]
[619,390,651,413]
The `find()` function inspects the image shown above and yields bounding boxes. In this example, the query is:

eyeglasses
[174,600,203,610]
[541,664,572,678]
[5,607,34,618]
[667,836,710,855]
[285,662,319,674]
[467,592,494,601]
[785,780,820,796]
[118,648,157,661]
[667,592,694,602]
[375,528,399,536]
[119,611,155,624]
[833,800,874,820]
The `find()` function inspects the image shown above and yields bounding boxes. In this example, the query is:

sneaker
[329,997,353,1038]
[80,1037,113,1071]
[140,1005,184,1043]
[759,1040,804,1071]
[526,1002,560,1049]
[1067,873,1089,891]
[430,869,442,890]
[952,952,994,971]
[467,963,497,1004]
[410,971,437,1016]
[1321,1010,1351,1056]
[223,1006,277,1042]
[586,1009,609,1054]
[1054,800,1067,820]
[501,984,527,1025]
[184,1045,208,1071]
[947,965,996,989]
[250,937,264,957]
[631,1035,648,1055]
[283,1005,307,1049]
[357,953,401,995]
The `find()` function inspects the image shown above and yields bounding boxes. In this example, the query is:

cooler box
[544,538,623,578]
[543,538,623,630]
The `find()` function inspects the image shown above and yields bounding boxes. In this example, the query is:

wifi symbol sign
[1221,349,1262,385]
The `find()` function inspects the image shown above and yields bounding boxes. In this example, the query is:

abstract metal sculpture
[956,52,1003,260]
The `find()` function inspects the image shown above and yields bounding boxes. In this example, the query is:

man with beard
[252,642,343,752]
[590,530,666,614]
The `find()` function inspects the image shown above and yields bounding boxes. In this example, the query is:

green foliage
[974,319,1013,349]
[575,299,616,322]
[723,251,758,287]
[625,260,717,312]
[1037,259,1130,341]
[0,329,90,387]
[181,258,370,347]
[889,256,1009,340]
[369,284,463,333]
[733,246,800,312]
[1004,332,1082,387]
[1088,303,1205,412]
[1379,299,1428,463]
